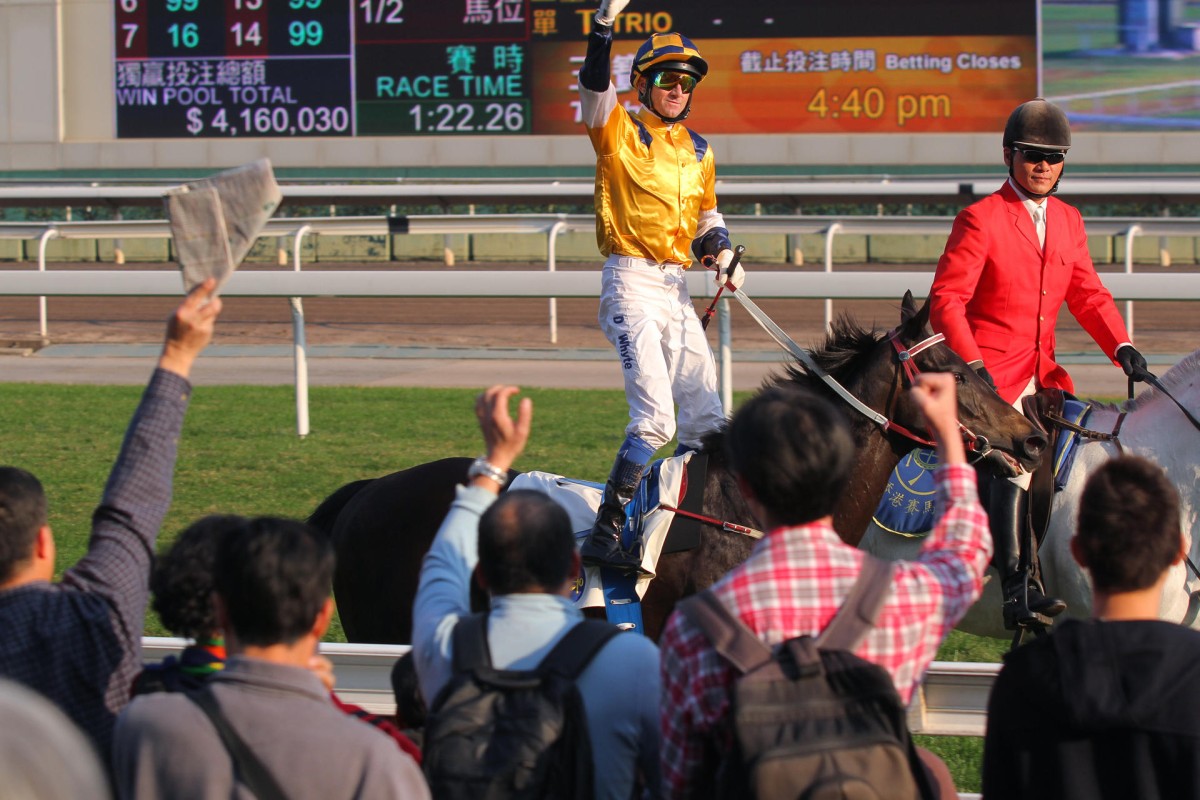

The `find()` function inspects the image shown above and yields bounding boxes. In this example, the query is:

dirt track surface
[0,260,1196,357]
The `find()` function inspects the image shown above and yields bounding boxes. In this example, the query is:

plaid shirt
[659,462,989,798]
[0,369,190,759]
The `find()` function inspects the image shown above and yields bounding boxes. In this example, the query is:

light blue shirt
[413,484,662,800]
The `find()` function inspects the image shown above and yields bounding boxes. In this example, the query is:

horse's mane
[1122,349,1200,412]
[777,313,887,388]
[697,314,886,455]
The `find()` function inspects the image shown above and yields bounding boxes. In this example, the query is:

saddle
[507,453,711,607]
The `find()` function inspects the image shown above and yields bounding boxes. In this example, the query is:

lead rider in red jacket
[929,98,1149,630]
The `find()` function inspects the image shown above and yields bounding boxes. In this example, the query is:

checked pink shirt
[658,462,990,798]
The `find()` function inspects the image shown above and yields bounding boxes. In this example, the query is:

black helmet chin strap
[638,79,693,124]
[1007,163,1064,198]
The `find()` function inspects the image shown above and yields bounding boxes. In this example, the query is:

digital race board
[113,0,1038,138]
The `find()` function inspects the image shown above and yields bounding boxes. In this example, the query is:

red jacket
[929,181,1130,403]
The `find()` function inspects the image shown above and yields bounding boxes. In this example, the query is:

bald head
[478,490,575,595]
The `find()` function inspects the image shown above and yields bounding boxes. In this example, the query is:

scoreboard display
[113,0,1038,138]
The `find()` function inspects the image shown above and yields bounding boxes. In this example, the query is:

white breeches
[598,255,726,451]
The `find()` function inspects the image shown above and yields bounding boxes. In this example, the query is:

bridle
[885,329,996,460]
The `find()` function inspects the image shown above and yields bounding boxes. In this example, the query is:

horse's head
[889,292,1047,474]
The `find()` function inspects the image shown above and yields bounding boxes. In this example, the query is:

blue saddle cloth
[872,448,940,537]
[871,399,1093,537]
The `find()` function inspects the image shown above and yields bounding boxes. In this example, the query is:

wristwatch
[466,456,508,487]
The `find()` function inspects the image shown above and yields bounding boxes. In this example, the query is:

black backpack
[677,555,936,800]
[423,613,619,800]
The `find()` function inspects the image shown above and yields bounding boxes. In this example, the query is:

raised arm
[412,386,532,703]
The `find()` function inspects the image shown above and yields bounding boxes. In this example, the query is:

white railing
[139,636,993,736]
[4,212,1200,434]
[3,211,1198,338]
[4,267,1199,438]
[4,176,1200,207]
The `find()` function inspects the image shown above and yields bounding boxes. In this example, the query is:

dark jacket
[983,617,1200,799]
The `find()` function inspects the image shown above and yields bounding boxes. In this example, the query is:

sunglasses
[651,71,697,94]
[1013,147,1065,165]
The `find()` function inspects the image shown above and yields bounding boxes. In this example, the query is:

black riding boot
[580,454,647,573]
[989,478,1066,630]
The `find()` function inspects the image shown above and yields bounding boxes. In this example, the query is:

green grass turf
[2,381,1057,790]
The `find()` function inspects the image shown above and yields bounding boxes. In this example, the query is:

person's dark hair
[726,384,855,526]
[1076,456,1181,593]
[213,517,334,647]
[152,514,246,640]
[477,490,575,594]
[390,652,427,730]
[0,467,48,584]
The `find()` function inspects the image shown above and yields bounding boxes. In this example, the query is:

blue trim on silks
[685,128,708,163]
[601,568,645,635]
[626,109,653,148]
[579,24,614,92]
[691,227,731,262]
[672,443,693,457]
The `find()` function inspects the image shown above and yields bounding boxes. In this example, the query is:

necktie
[1033,205,1046,250]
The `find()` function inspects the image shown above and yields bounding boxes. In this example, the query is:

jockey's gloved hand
[1116,345,1151,382]
[594,0,630,26]
[714,248,745,291]
[974,364,997,392]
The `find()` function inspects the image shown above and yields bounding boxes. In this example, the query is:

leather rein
[660,291,995,539]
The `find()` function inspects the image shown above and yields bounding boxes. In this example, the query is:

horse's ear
[899,291,931,334]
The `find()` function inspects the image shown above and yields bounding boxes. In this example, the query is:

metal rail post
[547,219,567,344]
[291,225,312,437]
[1124,224,1141,339]
[36,228,58,340]
[823,222,843,332]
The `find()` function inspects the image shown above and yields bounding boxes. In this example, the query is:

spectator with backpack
[658,373,990,798]
[983,456,1200,799]
[412,385,662,799]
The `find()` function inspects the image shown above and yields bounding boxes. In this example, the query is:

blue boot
[580,438,653,574]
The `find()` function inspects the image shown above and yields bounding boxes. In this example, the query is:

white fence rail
[5,176,1200,207]
[4,266,1200,437]
[139,636,994,737]
[4,211,1200,434]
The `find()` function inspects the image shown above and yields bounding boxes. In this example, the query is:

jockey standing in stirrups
[576,0,745,573]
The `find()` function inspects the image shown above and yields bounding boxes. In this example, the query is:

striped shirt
[658,462,990,798]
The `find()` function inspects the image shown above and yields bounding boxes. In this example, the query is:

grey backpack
[677,555,936,800]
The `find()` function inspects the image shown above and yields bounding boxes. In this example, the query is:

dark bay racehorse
[309,293,1046,643]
